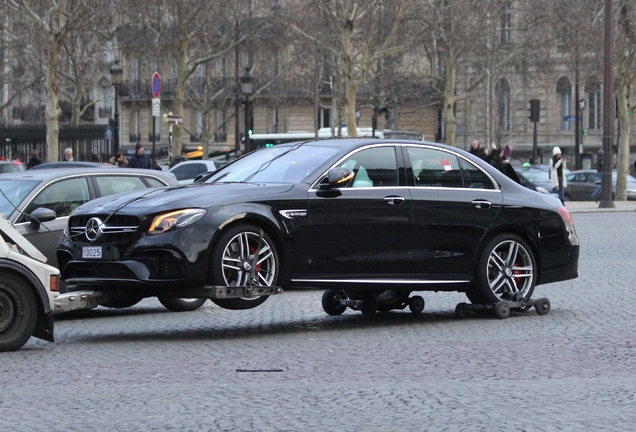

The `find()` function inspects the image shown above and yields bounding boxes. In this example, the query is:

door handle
[384,196,405,205]
[472,199,492,209]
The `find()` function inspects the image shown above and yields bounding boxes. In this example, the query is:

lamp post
[109,60,123,154]
[241,66,254,153]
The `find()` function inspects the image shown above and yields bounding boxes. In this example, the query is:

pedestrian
[591,148,604,202]
[469,140,481,157]
[12,154,23,163]
[489,147,508,170]
[127,142,151,169]
[550,146,567,204]
[109,151,128,168]
[64,148,74,161]
[89,153,99,162]
[235,150,243,159]
[26,149,42,169]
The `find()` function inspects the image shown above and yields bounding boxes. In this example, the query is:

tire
[469,233,537,305]
[209,224,279,310]
[158,297,207,312]
[408,296,425,314]
[99,294,143,309]
[321,290,347,316]
[0,273,38,352]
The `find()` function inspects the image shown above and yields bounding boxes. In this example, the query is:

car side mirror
[325,167,355,189]
[29,207,57,230]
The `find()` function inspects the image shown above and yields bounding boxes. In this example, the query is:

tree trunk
[46,32,62,162]
[345,74,358,137]
[70,76,85,127]
[173,30,188,158]
[616,83,630,201]
[442,59,458,147]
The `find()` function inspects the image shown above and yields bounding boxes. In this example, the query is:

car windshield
[0,179,40,217]
[206,143,341,184]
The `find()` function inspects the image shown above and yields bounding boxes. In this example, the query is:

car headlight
[148,209,207,235]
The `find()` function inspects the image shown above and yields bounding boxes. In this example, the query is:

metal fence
[0,124,115,164]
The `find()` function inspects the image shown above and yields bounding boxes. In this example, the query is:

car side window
[144,177,167,188]
[172,164,202,181]
[339,147,397,187]
[94,176,148,197]
[22,177,90,220]
[407,147,471,189]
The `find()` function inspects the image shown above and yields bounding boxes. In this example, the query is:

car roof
[28,161,114,170]
[169,160,219,168]
[0,167,179,184]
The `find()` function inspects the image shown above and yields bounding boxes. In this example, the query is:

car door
[305,145,412,278]
[16,176,92,267]
[405,146,502,280]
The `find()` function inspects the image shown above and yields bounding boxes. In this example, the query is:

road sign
[152,72,161,98]
[152,98,161,117]
[165,115,184,125]
[105,126,113,140]
[563,115,581,121]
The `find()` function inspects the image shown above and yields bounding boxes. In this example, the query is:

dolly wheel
[321,290,347,316]
[360,299,377,316]
[408,296,425,315]
[494,301,511,319]
[455,303,470,319]
[534,298,551,315]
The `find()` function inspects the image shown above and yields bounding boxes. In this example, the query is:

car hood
[73,183,295,216]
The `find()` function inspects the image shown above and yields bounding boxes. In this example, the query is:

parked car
[513,164,570,192]
[0,161,26,173]
[0,168,204,312]
[512,167,554,196]
[58,139,579,315]
[28,161,114,170]
[168,160,225,184]
[564,169,636,201]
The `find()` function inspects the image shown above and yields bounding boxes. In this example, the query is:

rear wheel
[158,297,207,312]
[209,224,278,310]
[0,273,38,352]
[469,233,536,305]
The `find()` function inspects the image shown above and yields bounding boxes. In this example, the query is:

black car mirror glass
[327,167,354,189]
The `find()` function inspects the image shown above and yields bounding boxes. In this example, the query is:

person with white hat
[550,146,567,204]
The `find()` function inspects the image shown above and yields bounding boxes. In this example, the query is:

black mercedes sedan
[58,139,579,313]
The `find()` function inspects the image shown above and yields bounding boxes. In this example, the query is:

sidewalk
[564,200,636,213]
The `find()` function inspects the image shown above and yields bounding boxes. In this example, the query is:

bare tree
[7,0,94,161]
[288,0,411,137]
[415,0,547,147]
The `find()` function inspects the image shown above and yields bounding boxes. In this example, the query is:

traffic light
[529,99,540,123]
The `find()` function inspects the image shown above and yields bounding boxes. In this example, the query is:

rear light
[50,275,60,292]
[557,206,574,228]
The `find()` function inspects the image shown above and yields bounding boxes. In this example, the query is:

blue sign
[105,126,113,140]
[563,115,581,121]
[152,72,161,98]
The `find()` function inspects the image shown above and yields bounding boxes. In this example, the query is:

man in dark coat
[127,143,151,169]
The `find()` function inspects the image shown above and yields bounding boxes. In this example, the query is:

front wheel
[469,233,537,305]
[209,224,279,310]
[0,273,38,352]
[158,297,207,312]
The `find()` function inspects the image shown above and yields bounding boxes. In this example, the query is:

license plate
[82,246,102,259]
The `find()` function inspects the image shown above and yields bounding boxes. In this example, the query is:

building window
[317,108,331,129]
[586,78,601,130]
[130,109,141,142]
[500,2,511,45]
[557,77,572,131]
[495,78,511,133]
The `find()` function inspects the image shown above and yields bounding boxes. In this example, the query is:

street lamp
[109,59,123,154]
[241,66,254,153]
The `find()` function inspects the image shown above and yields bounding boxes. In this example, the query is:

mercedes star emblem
[85,217,104,242]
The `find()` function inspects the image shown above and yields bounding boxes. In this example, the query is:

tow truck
[0,214,101,352]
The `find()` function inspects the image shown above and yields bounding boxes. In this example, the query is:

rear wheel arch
[473,228,542,283]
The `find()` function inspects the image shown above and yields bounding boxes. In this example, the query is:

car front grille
[69,214,141,245]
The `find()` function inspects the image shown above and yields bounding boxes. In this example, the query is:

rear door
[404,145,502,280]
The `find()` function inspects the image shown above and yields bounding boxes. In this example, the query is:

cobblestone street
[1,211,635,431]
